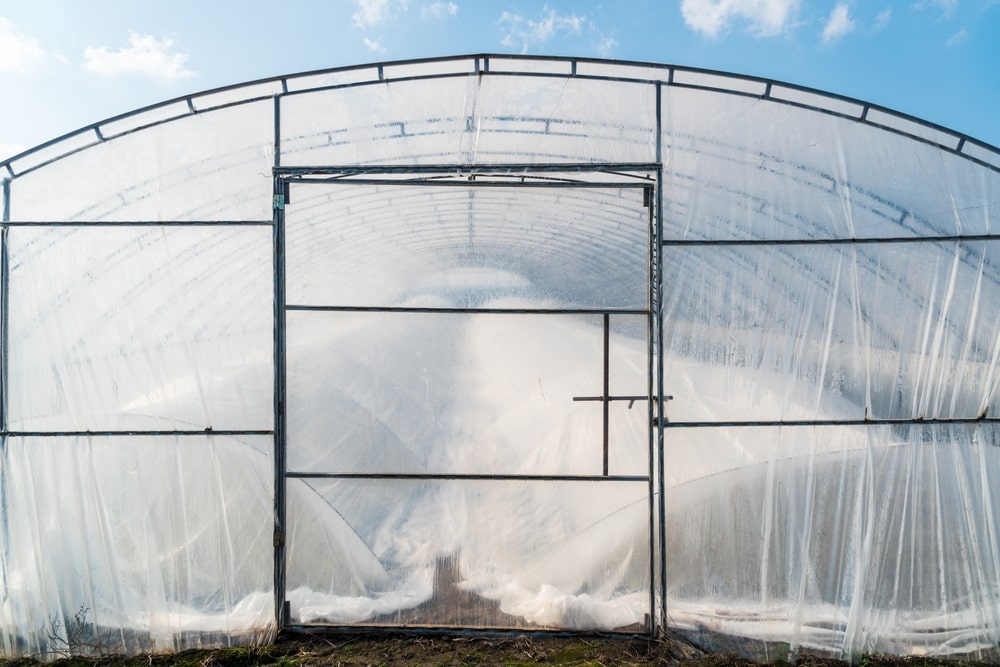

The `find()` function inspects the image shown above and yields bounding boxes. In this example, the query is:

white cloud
[363,37,386,53]
[874,7,892,30]
[353,0,410,28]
[0,16,46,72]
[422,1,458,20]
[945,27,968,45]
[822,4,855,44]
[82,32,195,81]
[499,5,586,53]
[0,141,26,161]
[680,0,800,38]
[593,33,619,57]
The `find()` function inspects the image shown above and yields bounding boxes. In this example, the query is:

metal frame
[2,55,997,180]
[272,162,663,636]
[0,54,998,650]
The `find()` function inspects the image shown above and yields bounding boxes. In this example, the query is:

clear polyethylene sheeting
[0,435,276,657]
[664,424,1000,657]
[2,55,1000,661]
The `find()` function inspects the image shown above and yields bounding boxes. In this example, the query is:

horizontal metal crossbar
[286,305,649,315]
[287,472,649,482]
[283,623,648,638]
[0,429,273,438]
[573,395,669,405]
[0,220,273,228]
[662,233,1000,247]
[664,417,1000,428]
[274,163,661,176]
[286,178,651,188]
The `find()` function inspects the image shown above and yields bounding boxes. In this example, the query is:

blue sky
[1,0,998,161]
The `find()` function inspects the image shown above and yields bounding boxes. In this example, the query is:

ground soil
[2,632,997,667]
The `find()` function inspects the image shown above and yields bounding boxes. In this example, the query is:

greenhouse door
[272,165,660,632]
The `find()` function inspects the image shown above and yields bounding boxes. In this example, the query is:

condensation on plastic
[285,478,651,630]
[0,435,275,657]
[284,182,649,309]
[664,423,1000,657]
[7,101,274,222]
[7,226,273,431]
[0,57,998,661]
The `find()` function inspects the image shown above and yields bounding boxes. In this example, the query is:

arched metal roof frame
[2,53,998,183]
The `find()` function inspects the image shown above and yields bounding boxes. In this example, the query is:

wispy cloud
[874,7,892,31]
[593,33,619,57]
[82,32,196,81]
[353,0,410,28]
[680,0,800,38]
[822,4,855,44]
[945,27,968,46]
[422,1,458,20]
[363,37,386,53]
[499,5,586,53]
[0,16,46,72]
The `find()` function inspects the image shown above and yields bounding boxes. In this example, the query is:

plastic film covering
[284,182,649,309]
[0,435,275,657]
[280,75,656,166]
[286,311,649,477]
[664,424,1000,657]
[661,88,999,241]
[0,55,999,661]
[285,479,650,630]
[662,239,1000,658]
[7,226,273,431]
[662,242,1000,424]
[7,101,274,222]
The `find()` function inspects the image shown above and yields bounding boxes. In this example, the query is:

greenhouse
[1,54,1000,661]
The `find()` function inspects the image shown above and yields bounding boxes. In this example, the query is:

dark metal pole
[1,183,9,600]
[272,94,289,632]
[603,313,610,476]
[654,82,668,636]
[1,181,8,432]
[655,192,667,632]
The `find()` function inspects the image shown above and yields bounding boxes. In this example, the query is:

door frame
[270,162,665,633]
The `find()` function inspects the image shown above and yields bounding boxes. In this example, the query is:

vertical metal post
[1,223,8,431]
[1,179,8,433]
[645,182,656,635]
[272,95,288,631]
[602,313,610,476]
[1,178,8,225]
[273,95,281,169]
[654,82,668,635]
[1,181,9,600]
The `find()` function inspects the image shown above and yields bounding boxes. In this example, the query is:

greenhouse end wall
[2,54,1000,661]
